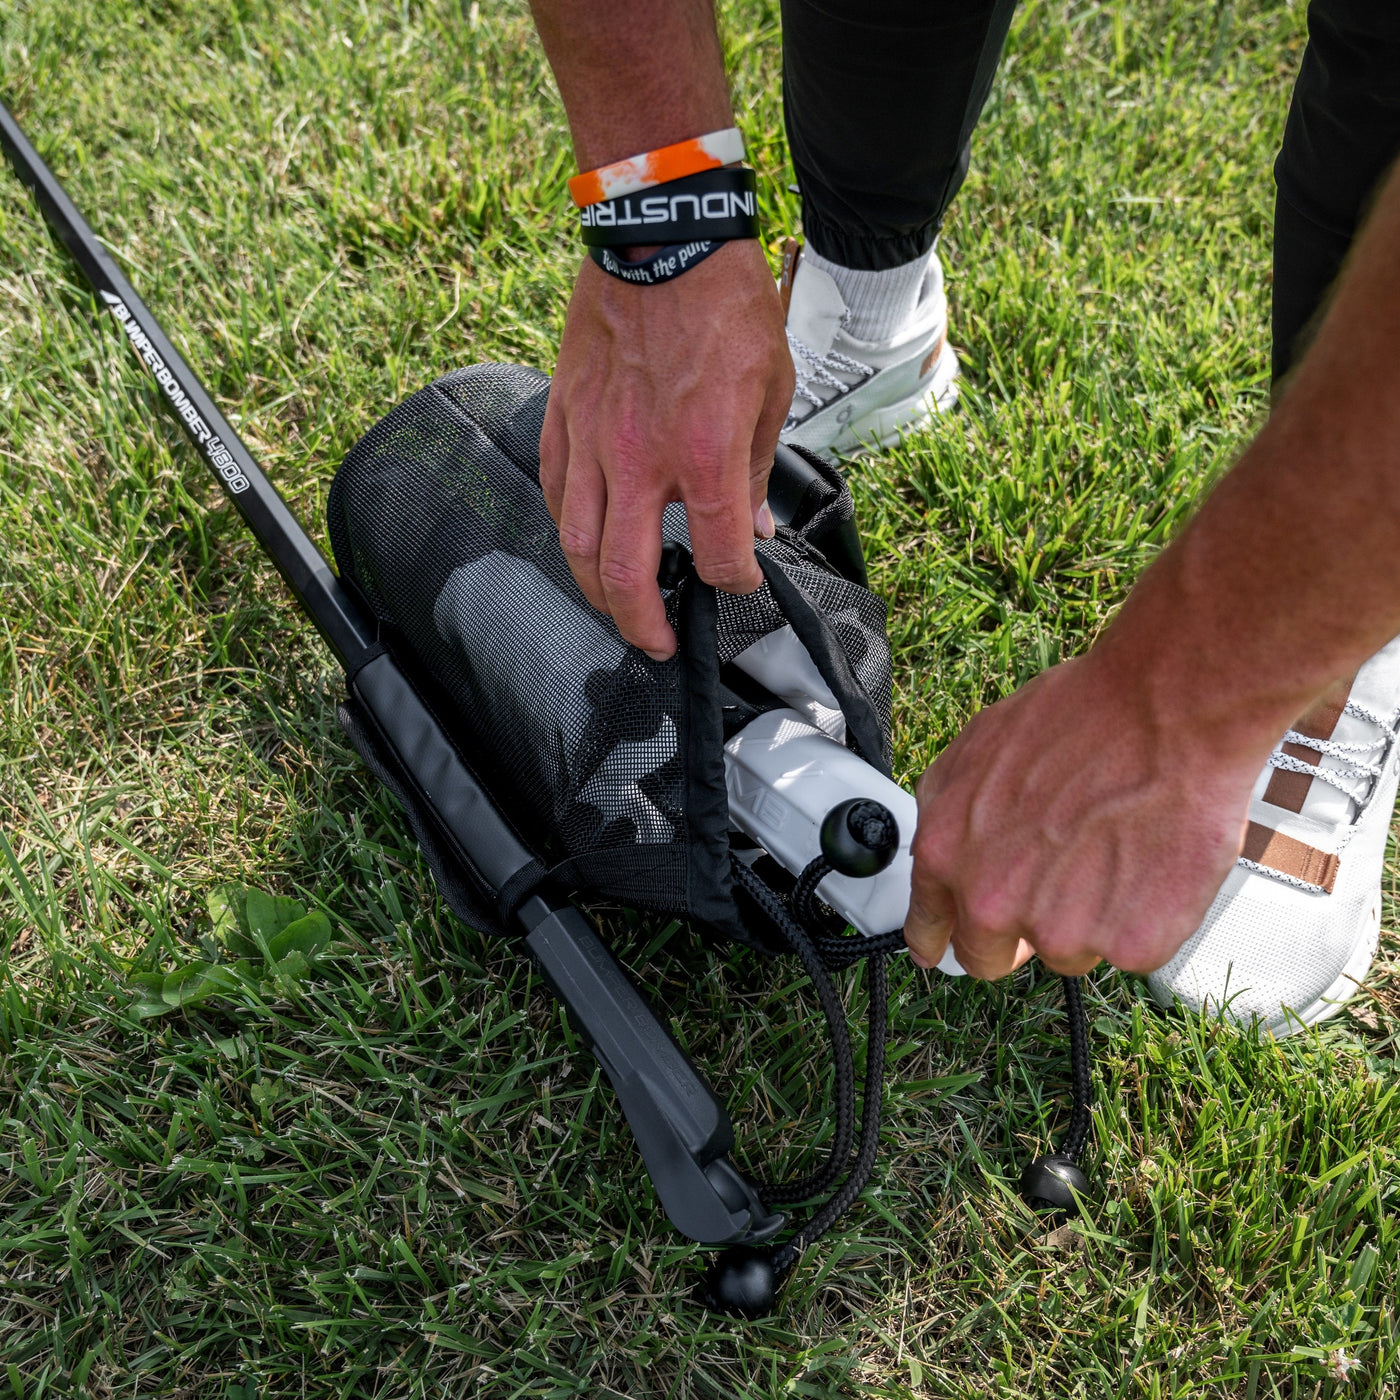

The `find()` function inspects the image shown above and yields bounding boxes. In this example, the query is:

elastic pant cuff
[801,208,943,273]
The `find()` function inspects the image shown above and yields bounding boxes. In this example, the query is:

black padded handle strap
[756,554,891,776]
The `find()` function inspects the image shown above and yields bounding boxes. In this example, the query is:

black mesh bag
[327,362,894,951]
[326,363,1093,1302]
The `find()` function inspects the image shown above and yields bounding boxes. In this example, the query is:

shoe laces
[1266,699,1397,810]
[785,322,872,426]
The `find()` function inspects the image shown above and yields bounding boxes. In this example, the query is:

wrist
[1083,525,1316,774]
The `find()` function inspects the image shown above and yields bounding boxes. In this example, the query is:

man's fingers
[684,458,764,596]
[539,390,570,525]
[557,450,609,617]
[1036,947,1103,978]
[751,463,775,541]
[904,878,956,970]
[950,925,1031,980]
[597,483,675,659]
[749,373,791,541]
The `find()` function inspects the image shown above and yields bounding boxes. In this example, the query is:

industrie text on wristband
[579,167,759,248]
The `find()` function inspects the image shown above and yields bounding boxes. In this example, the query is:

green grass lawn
[2,0,1398,1394]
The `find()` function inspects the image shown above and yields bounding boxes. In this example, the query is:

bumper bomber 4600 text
[100,289,249,494]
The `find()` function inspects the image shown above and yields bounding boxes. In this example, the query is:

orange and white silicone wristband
[568,127,746,209]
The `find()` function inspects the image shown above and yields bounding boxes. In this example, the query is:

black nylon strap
[757,553,891,775]
[580,167,759,247]
[344,638,388,685]
[681,576,744,936]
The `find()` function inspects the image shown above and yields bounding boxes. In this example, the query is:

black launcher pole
[0,100,372,668]
[2,99,784,1257]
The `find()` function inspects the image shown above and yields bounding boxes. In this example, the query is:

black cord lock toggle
[819,798,900,878]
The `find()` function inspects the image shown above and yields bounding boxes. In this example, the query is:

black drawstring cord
[730,853,894,1276]
[798,852,1094,1164]
[770,949,888,1275]
[1017,972,1095,1212]
[1059,974,1093,1162]
[793,855,1096,1202]
[702,857,892,1316]
[792,854,905,966]
[709,852,1097,1314]
[729,857,859,1215]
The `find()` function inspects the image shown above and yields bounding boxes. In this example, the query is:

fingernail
[756,501,775,540]
[907,949,934,969]
[644,648,673,662]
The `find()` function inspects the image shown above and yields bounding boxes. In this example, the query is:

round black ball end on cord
[1020,1152,1089,1214]
[819,798,899,878]
[700,1246,779,1319]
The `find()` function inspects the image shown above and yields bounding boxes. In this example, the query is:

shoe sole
[787,339,961,460]
[836,339,961,458]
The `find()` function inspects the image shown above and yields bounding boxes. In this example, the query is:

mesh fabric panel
[328,363,892,930]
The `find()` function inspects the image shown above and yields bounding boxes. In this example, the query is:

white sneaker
[778,239,959,457]
[1147,640,1400,1036]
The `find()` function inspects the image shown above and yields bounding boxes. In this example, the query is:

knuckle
[1104,924,1184,976]
[558,522,601,563]
[962,887,1016,940]
[950,938,997,980]
[538,422,566,473]
[682,454,744,502]
[538,442,564,480]
[606,415,659,477]
[909,845,952,907]
[906,917,951,960]
[1033,923,1095,973]
[694,553,759,592]
[540,473,566,521]
[911,811,948,863]
[681,453,731,494]
[597,555,652,596]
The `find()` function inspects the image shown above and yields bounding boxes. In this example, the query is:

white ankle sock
[802,244,937,344]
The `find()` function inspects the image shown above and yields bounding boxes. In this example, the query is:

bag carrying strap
[680,573,747,934]
[756,554,891,775]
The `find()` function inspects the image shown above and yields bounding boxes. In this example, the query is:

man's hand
[540,239,793,658]
[527,0,793,654]
[907,157,1400,982]
[904,653,1267,979]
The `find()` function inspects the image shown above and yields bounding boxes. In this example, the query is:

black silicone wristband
[579,167,759,248]
[589,241,724,286]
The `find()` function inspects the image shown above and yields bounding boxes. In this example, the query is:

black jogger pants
[781,0,1400,382]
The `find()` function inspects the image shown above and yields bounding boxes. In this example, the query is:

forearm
[528,0,732,169]
[906,170,1400,980]
[1095,159,1400,757]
